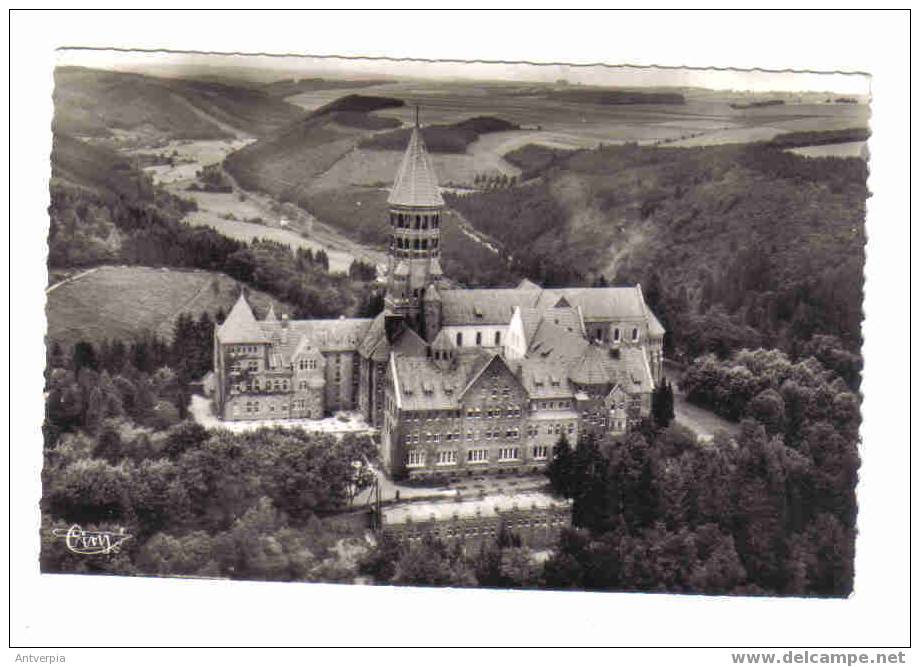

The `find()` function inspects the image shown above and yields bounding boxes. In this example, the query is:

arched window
[475,331,482,346]
[456,332,463,347]
[495,331,502,346]
[613,327,620,342]
[631,327,639,342]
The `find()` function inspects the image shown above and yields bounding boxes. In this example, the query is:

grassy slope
[54,66,306,140]
[46,265,287,347]
[223,95,404,197]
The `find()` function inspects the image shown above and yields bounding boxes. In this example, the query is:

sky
[56,49,871,96]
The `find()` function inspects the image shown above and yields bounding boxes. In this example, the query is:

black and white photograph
[8,8,912,657]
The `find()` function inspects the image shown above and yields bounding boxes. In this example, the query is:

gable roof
[358,312,390,362]
[458,353,525,401]
[217,293,268,344]
[439,288,538,326]
[258,317,373,366]
[535,287,648,321]
[568,344,654,392]
[387,127,444,208]
[392,349,492,411]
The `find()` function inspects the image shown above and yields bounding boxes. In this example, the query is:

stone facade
[212,120,667,475]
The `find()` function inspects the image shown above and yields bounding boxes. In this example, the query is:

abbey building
[213,121,665,479]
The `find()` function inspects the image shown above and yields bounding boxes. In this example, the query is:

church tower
[385,110,445,326]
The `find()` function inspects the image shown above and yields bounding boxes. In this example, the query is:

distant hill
[359,116,519,153]
[46,265,288,347]
[53,66,307,141]
[546,89,686,105]
[258,78,391,98]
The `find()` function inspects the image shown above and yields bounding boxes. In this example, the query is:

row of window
[455,331,501,347]
[230,360,260,373]
[404,426,526,445]
[397,515,568,541]
[390,212,440,229]
[233,378,292,393]
[392,236,440,250]
[297,359,318,371]
[404,446,550,467]
[229,345,260,355]
[534,399,572,410]
[465,406,522,419]
[236,400,314,417]
[591,327,640,344]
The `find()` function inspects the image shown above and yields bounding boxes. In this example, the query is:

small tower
[422,282,442,343]
[385,109,445,328]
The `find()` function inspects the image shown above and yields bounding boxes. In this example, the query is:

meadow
[46,265,287,347]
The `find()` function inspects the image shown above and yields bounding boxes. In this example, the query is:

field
[45,265,289,347]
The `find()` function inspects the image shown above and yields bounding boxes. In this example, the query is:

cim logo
[52,525,132,555]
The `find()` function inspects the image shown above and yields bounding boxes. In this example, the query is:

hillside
[46,266,289,347]
[223,94,405,198]
[447,141,867,358]
[358,116,519,153]
[53,66,307,141]
[49,133,375,326]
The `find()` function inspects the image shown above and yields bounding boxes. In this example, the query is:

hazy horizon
[56,48,871,97]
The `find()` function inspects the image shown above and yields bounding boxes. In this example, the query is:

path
[46,267,99,294]
[664,364,740,442]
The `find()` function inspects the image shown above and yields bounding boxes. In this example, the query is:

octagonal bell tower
[384,109,445,326]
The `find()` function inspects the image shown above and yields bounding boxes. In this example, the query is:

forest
[446,138,867,361]
[42,332,379,582]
